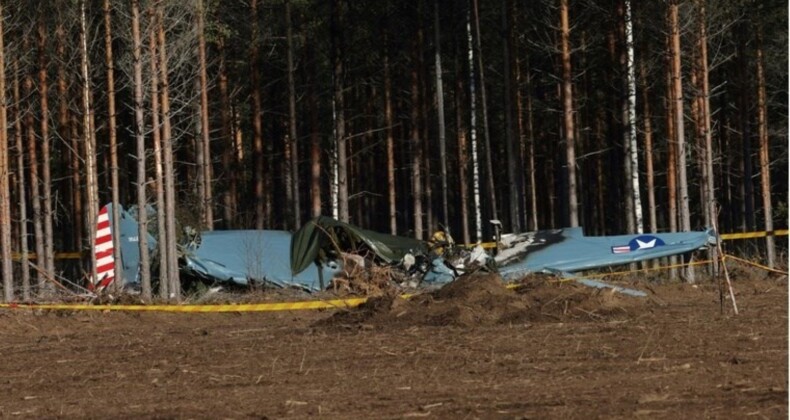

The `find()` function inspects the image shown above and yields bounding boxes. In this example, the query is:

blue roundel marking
[628,235,666,251]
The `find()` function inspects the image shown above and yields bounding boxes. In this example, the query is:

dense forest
[0,0,786,301]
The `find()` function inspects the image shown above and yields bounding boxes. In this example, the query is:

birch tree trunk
[467,7,483,241]
[620,5,635,233]
[331,0,348,222]
[472,0,498,227]
[624,0,642,233]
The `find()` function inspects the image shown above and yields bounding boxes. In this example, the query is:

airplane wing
[182,230,342,291]
[497,227,717,281]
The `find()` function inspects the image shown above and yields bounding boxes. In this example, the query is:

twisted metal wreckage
[94,204,717,297]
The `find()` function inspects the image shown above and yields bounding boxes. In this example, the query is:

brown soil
[0,273,786,419]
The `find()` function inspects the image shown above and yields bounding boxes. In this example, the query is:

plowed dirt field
[0,274,786,419]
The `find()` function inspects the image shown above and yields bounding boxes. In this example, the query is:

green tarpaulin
[290,216,428,275]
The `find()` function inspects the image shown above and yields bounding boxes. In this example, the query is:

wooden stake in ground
[712,209,738,315]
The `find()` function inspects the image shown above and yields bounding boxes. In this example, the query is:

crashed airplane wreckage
[95,204,717,297]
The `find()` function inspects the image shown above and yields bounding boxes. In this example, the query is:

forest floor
[0,270,786,419]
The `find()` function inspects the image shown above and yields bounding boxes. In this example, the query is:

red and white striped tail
[91,205,115,291]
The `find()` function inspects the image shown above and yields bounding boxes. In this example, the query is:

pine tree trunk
[308,43,321,219]
[560,0,578,227]
[70,114,83,260]
[665,9,678,279]
[455,58,471,245]
[131,0,151,300]
[383,40,397,234]
[417,8,433,238]
[56,11,76,252]
[639,60,657,233]
[669,0,693,281]
[37,19,55,282]
[196,0,213,230]
[157,5,180,300]
[736,31,755,231]
[410,60,423,239]
[503,0,520,233]
[250,0,265,229]
[286,0,301,228]
[697,0,718,272]
[80,0,100,288]
[755,27,775,268]
[218,38,233,228]
[434,0,449,232]
[103,0,123,289]
[670,1,691,232]
[25,45,44,293]
[12,61,30,301]
[0,0,11,303]
[148,8,168,300]
[513,28,530,231]
[524,63,538,231]
[594,111,605,233]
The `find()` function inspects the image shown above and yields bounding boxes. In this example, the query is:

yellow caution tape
[720,230,788,240]
[0,297,369,313]
[722,254,788,275]
[13,252,82,261]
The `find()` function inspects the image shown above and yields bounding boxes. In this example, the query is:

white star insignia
[636,239,657,249]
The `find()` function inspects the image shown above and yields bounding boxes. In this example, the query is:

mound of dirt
[315,272,651,330]
[506,276,648,323]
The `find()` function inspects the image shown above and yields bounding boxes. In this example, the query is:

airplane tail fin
[90,205,115,291]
